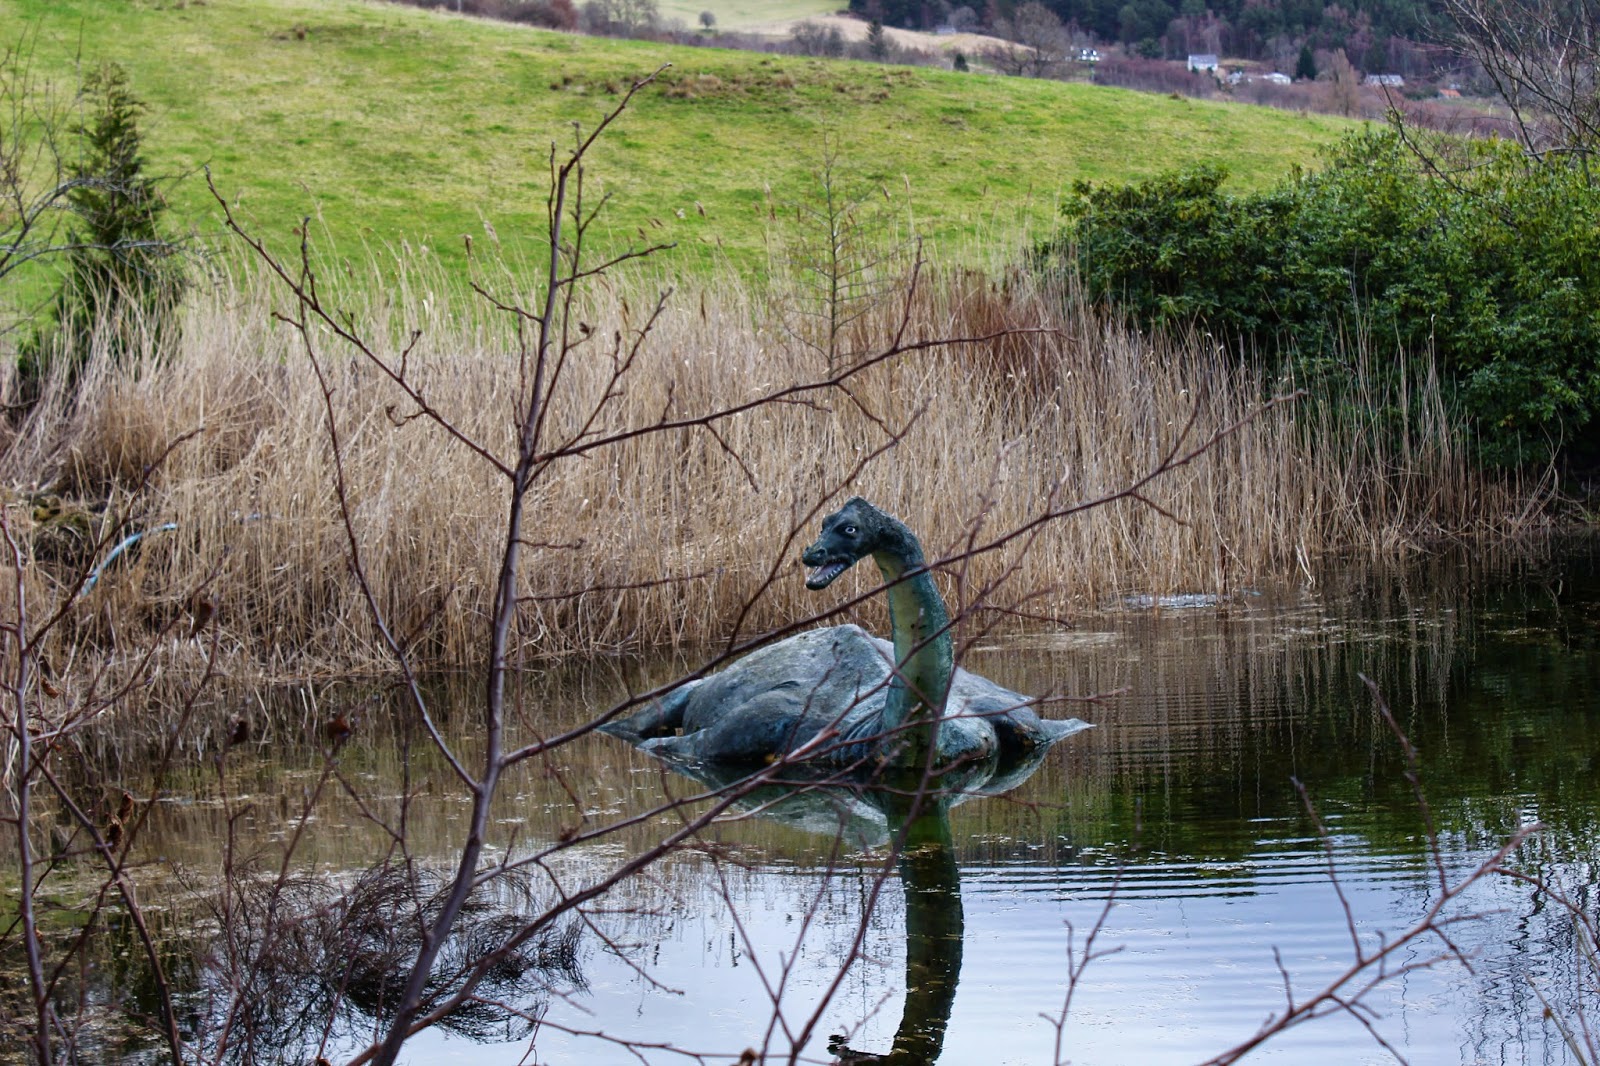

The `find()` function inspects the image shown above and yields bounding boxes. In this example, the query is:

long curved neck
[871,523,952,767]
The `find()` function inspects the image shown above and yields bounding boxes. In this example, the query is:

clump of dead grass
[0,256,1536,683]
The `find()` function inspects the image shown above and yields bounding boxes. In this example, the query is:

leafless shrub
[579,0,659,37]
[389,0,579,29]
[1390,95,1521,136]
[1221,72,1518,133]
[789,21,847,58]
[1327,47,1363,115]
[1442,0,1600,167]
[983,2,1071,78]
[0,473,222,1064]
[0,36,77,339]
[1092,55,1218,96]
[199,863,583,1062]
[766,141,917,372]
[503,0,580,31]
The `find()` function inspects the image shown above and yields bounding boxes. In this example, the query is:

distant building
[1187,53,1219,73]
[1227,69,1291,86]
[1438,87,1461,98]
[1364,73,1405,87]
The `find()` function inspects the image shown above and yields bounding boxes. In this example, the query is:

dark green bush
[1037,130,1600,465]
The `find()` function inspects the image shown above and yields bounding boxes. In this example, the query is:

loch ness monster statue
[602,497,1092,772]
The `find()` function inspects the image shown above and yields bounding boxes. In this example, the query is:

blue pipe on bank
[78,523,179,597]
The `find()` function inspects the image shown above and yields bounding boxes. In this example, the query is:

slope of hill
[655,0,837,31]
[6,0,1356,275]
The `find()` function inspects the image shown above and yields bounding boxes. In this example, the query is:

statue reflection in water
[827,780,966,1066]
[659,742,1071,1066]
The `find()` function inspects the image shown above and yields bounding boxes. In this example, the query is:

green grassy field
[655,0,838,31]
[6,0,1356,276]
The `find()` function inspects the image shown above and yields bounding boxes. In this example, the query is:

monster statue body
[602,498,1090,773]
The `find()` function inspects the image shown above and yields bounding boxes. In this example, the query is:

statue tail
[1036,717,1095,744]
[599,682,699,742]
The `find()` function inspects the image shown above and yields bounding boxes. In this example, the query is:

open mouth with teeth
[805,560,852,590]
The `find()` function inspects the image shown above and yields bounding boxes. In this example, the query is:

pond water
[95,540,1600,1064]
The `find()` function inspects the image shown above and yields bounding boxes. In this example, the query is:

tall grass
[0,256,1538,681]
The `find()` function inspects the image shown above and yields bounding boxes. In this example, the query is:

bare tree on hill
[984,2,1071,79]
[1442,0,1600,173]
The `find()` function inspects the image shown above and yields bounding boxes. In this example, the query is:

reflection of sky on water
[395,834,1568,1065]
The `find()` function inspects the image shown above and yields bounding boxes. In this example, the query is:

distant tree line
[853,0,1454,76]
[385,0,672,36]
[389,0,580,29]
[386,0,1484,89]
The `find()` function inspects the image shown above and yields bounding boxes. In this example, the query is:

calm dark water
[100,540,1600,1063]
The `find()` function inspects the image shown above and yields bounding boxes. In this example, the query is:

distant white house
[1364,73,1405,87]
[1229,70,1294,85]
[1187,53,1219,73]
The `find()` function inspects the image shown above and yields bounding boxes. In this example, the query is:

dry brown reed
[0,255,1538,683]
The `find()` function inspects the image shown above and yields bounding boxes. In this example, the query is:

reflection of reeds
[201,863,582,1063]
[0,258,1533,682]
[119,540,1528,874]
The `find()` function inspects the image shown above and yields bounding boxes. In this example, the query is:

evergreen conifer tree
[866,20,889,60]
[21,62,183,390]
[1296,43,1317,80]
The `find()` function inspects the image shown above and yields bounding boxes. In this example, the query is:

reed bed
[0,256,1537,683]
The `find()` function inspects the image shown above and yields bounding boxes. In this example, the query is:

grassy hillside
[655,0,836,31]
[6,0,1356,276]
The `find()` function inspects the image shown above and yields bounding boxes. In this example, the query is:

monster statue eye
[842,525,857,535]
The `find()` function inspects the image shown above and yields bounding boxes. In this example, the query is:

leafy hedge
[1038,130,1600,465]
